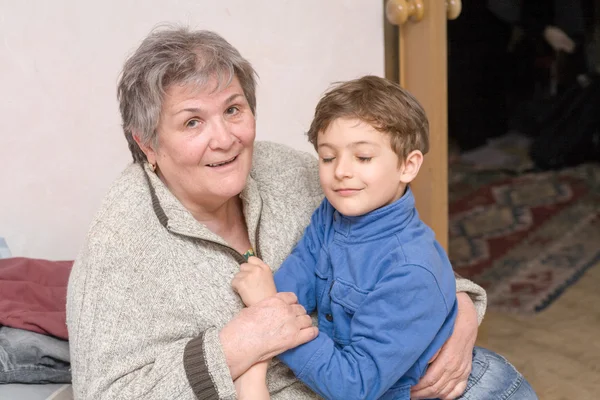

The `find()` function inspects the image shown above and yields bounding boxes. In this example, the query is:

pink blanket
[0,257,73,339]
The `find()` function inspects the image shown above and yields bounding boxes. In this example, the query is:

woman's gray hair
[117,26,258,163]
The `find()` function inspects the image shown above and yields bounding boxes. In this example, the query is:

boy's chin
[332,204,369,217]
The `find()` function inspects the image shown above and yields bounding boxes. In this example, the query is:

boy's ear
[132,131,157,164]
[399,150,424,184]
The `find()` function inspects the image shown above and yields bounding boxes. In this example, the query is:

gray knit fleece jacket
[66,141,487,400]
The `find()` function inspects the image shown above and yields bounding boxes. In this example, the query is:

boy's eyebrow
[349,141,378,148]
[318,141,379,149]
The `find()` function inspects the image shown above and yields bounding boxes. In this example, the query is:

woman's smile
[206,154,238,168]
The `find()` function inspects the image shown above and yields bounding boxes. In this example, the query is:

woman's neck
[190,196,252,254]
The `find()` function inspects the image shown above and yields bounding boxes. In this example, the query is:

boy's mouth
[335,188,362,196]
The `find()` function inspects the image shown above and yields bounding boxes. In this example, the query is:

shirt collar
[332,186,417,242]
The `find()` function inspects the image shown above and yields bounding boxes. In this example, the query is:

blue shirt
[274,187,457,400]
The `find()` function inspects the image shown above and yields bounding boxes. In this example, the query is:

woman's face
[141,76,256,213]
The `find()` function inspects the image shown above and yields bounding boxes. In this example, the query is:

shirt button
[325,313,333,322]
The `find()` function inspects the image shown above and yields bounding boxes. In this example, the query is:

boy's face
[317,118,407,216]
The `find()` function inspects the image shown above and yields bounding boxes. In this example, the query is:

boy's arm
[273,200,328,313]
[232,200,328,311]
[234,361,270,400]
[278,263,455,400]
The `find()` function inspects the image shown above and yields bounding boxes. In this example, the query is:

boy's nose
[334,158,353,179]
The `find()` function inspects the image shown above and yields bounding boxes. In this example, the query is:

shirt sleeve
[278,262,455,400]
[273,200,328,314]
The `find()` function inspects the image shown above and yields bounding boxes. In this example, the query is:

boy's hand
[232,256,277,306]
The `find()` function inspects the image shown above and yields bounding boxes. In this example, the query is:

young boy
[233,75,458,400]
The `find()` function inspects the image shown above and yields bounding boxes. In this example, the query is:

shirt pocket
[329,279,370,346]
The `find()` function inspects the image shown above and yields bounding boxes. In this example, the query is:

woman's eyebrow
[173,94,245,115]
[224,93,244,104]
[174,107,202,115]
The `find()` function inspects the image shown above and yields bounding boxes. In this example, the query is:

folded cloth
[0,326,71,384]
[0,237,11,259]
[0,258,73,339]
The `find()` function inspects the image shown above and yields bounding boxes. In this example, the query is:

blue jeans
[457,346,538,400]
[0,326,71,384]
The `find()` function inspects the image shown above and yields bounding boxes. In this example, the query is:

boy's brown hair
[307,75,429,160]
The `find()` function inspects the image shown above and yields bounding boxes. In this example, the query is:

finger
[292,304,308,316]
[411,363,444,391]
[295,326,319,346]
[411,368,450,398]
[444,380,467,400]
[230,276,243,290]
[428,348,441,364]
[295,314,313,329]
[248,256,271,271]
[247,256,263,265]
[231,272,249,285]
[276,291,298,305]
[239,263,255,272]
[436,378,459,400]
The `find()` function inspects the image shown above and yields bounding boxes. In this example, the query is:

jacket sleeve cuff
[278,331,328,379]
[454,272,488,325]
[184,328,236,400]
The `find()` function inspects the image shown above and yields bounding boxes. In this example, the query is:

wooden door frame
[384,0,449,249]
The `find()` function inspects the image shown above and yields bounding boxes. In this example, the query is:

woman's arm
[217,293,316,379]
[69,251,315,400]
[410,292,479,400]
[454,272,487,325]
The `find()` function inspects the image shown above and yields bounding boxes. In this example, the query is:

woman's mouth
[206,155,238,167]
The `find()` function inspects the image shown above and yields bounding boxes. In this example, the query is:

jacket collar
[141,163,262,256]
[332,186,417,242]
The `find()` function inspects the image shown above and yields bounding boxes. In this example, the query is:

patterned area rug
[449,138,600,314]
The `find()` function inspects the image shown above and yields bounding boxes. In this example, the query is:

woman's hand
[232,256,277,306]
[219,292,318,379]
[410,292,478,399]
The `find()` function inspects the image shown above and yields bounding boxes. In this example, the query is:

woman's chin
[213,175,249,199]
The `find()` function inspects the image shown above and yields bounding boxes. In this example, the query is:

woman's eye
[321,157,334,164]
[185,119,200,128]
[225,106,240,115]
[357,156,372,162]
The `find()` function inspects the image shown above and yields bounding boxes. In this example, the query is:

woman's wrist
[455,292,479,340]
[219,323,260,380]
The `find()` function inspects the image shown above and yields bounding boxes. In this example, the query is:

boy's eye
[357,156,372,162]
[185,119,201,128]
[321,157,335,163]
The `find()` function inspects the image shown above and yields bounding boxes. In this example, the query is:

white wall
[0,1,384,260]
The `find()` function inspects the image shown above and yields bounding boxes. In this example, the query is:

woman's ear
[400,150,424,184]
[132,131,157,164]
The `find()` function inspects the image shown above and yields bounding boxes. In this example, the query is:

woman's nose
[208,119,236,150]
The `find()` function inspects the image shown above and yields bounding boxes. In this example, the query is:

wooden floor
[476,262,600,400]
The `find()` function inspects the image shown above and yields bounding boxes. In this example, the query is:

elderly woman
[67,27,528,400]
